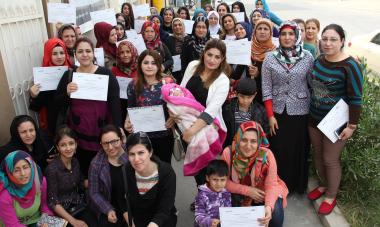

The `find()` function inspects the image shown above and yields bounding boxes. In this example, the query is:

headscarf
[250,9,269,26]
[116,40,138,77]
[141,21,161,50]
[42,38,72,67]
[189,16,210,56]
[207,11,220,36]
[57,24,77,57]
[192,8,207,21]
[251,19,276,62]
[171,18,186,40]
[231,121,269,180]
[150,7,159,15]
[94,22,117,58]
[149,15,170,43]
[273,20,305,65]
[161,7,175,21]
[255,0,270,12]
[236,22,252,41]
[231,1,250,23]
[0,150,42,203]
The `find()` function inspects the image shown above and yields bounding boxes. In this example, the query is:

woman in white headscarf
[207,11,220,36]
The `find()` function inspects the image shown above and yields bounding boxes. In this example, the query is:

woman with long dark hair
[121,3,135,29]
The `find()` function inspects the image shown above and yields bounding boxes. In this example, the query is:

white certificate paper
[90,9,117,26]
[128,105,166,132]
[125,29,138,39]
[183,20,195,34]
[47,3,76,24]
[172,55,181,72]
[134,19,145,34]
[232,12,245,22]
[127,34,147,54]
[132,4,151,18]
[70,73,109,101]
[224,39,251,65]
[317,99,349,143]
[33,66,68,91]
[116,77,132,99]
[220,206,265,227]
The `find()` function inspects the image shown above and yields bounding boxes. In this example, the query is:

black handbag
[62,187,87,217]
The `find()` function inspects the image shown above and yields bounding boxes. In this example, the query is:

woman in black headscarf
[0,115,54,171]
[231,1,250,23]
[180,16,210,75]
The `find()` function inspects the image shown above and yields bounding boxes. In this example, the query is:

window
[370,33,380,45]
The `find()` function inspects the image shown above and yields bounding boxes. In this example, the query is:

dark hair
[135,49,163,97]
[193,39,231,88]
[74,37,96,64]
[204,4,214,11]
[217,3,230,13]
[10,115,37,136]
[220,14,237,39]
[100,125,123,142]
[126,132,153,153]
[206,159,229,177]
[177,7,190,20]
[115,22,125,30]
[322,23,346,49]
[57,24,76,40]
[293,18,306,28]
[54,126,77,145]
[121,3,135,29]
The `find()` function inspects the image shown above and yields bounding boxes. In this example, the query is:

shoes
[307,187,325,200]
[318,198,337,215]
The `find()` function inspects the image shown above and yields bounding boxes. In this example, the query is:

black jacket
[124,155,177,227]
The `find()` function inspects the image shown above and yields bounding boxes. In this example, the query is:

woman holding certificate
[219,14,237,40]
[55,37,122,178]
[307,24,363,215]
[261,21,314,194]
[94,22,118,71]
[124,49,174,164]
[180,39,230,186]
[29,38,72,135]
[221,121,288,227]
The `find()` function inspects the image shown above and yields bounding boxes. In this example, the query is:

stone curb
[308,177,351,227]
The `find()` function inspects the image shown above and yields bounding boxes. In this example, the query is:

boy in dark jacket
[223,78,269,146]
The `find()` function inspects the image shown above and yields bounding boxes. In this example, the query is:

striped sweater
[308,56,363,125]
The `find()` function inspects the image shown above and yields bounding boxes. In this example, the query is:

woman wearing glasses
[123,132,177,227]
[88,125,129,227]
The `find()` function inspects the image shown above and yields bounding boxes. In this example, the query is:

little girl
[194,160,231,227]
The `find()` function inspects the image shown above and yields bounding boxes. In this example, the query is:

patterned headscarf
[0,151,42,203]
[42,38,72,67]
[273,20,305,65]
[251,19,276,62]
[141,21,162,50]
[192,8,207,21]
[189,16,210,56]
[94,22,117,58]
[231,121,269,180]
[172,18,186,40]
[116,40,138,77]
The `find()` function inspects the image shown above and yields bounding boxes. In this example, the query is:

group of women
[0,0,364,226]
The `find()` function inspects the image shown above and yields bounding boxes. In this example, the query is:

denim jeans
[269,198,284,227]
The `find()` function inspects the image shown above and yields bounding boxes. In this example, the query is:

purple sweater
[194,184,231,227]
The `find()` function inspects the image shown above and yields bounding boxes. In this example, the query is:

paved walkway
[172,159,323,227]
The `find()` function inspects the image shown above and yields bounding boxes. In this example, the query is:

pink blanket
[161,83,226,176]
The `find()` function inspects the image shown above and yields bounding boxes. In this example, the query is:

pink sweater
[0,177,53,227]
[221,147,288,210]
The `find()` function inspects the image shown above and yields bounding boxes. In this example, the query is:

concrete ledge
[308,177,351,227]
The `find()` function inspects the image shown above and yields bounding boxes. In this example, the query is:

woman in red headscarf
[29,38,72,136]
[94,22,118,70]
[112,40,139,121]
[141,21,173,75]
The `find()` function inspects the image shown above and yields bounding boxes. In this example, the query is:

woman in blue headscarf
[192,8,207,21]
[250,9,279,38]
[255,0,282,26]
[0,150,53,226]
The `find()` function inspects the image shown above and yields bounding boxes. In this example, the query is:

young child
[223,78,269,146]
[195,160,231,227]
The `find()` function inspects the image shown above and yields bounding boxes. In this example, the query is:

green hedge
[338,57,380,227]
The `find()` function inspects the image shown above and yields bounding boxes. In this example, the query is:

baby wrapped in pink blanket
[161,83,226,176]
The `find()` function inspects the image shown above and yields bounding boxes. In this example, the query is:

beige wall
[0,53,15,146]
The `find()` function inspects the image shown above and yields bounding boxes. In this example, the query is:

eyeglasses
[321,37,340,43]
[100,139,120,147]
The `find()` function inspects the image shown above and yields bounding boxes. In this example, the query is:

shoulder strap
[121,165,133,227]
[228,146,233,179]
[68,68,73,83]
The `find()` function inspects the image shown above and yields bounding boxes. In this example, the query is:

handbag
[172,127,185,161]
[62,186,87,217]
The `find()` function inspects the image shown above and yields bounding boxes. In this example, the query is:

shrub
[338,57,380,227]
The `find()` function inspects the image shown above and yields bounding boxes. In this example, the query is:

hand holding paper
[70,73,109,101]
